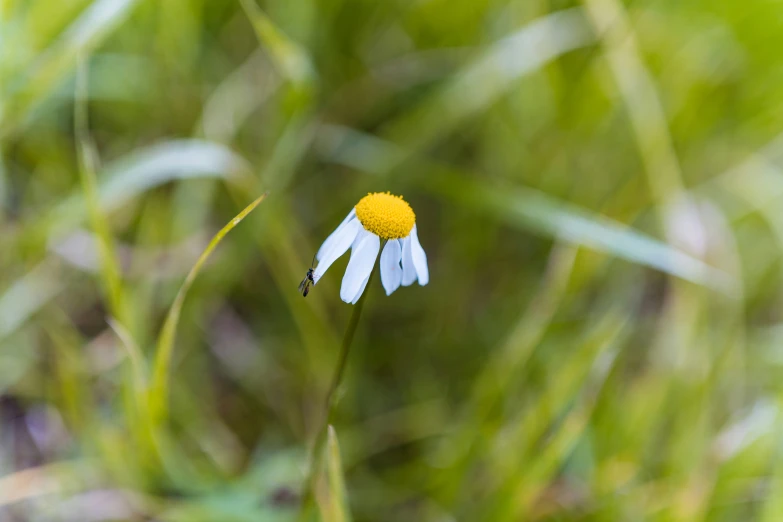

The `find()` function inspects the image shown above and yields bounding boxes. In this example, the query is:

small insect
[298,255,317,297]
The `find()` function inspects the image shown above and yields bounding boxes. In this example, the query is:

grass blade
[75,54,128,326]
[315,425,352,522]
[436,174,734,293]
[237,0,315,89]
[47,139,255,237]
[377,9,594,174]
[1,0,141,137]
[149,193,268,424]
[0,135,253,342]
[0,262,64,341]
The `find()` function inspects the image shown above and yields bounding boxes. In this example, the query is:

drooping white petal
[313,218,361,284]
[340,231,380,303]
[401,236,417,286]
[351,224,367,250]
[410,224,429,286]
[352,275,370,304]
[316,209,356,261]
[380,239,403,295]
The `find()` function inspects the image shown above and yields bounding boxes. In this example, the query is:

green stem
[322,272,372,424]
[299,258,379,518]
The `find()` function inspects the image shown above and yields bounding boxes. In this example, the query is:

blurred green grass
[1,0,783,520]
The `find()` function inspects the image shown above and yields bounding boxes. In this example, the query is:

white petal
[351,225,367,250]
[316,209,356,261]
[313,218,360,284]
[380,239,403,295]
[410,225,429,286]
[340,231,380,303]
[401,236,417,286]
[352,275,370,304]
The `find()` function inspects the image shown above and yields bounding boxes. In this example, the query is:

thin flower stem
[322,268,374,424]
[299,248,381,518]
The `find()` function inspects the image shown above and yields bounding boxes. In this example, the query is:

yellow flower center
[354,192,416,240]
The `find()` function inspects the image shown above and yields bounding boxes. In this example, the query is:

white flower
[313,192,429,304]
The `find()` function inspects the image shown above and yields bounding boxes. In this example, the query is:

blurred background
[1,0,782,520]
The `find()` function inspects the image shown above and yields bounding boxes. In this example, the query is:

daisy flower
[312,192,429,304]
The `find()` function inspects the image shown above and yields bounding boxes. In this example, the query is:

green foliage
[1,0,782,520]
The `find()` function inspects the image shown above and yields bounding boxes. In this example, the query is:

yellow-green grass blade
[149,193,268,425]
[44,309,97,441]
[315,425,352,522]
[0,0,141,137]
[236,0,315,90]
[430,244,578,500]
[482,311,627,521]
[74,54,129,327]
[107,318,148,414]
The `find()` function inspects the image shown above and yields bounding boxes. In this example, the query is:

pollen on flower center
[354,192,416,240]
